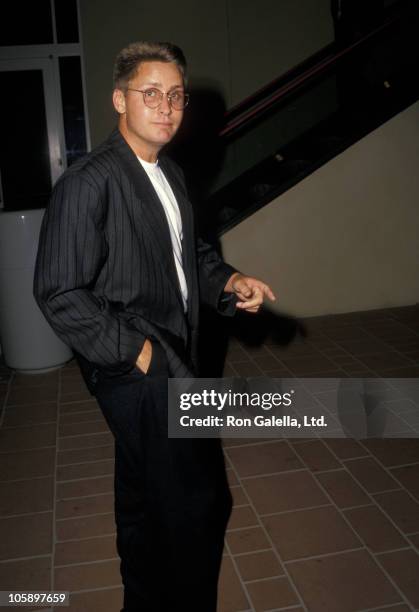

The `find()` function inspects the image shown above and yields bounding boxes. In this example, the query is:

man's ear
[113,89,126,114]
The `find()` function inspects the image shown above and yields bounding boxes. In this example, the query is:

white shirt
[137,157,188,312]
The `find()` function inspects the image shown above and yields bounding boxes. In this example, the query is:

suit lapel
[108,129,185,311]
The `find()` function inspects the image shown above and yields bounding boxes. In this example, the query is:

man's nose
[159,93,172,115]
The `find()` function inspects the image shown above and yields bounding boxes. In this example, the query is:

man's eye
[170,92,182,101]
[145,89,158,98]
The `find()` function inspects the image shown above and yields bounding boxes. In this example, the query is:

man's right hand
[136,339,152,373]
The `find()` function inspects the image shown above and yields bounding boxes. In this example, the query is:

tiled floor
[0,304,418,611]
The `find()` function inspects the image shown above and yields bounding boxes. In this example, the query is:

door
[0,57,64,210]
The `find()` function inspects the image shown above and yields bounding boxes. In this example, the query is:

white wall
[221,102,419,317]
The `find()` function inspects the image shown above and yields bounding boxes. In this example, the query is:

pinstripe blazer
[33,128,236,382]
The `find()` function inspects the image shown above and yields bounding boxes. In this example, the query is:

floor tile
[56,513,116,542]
[0,555,51,589]
[226,441,303,478]
[60,378,90,395]
[279,355,337,375]
[344,505,409,552]
[263,506,361,560]
[56,475,113,500]
[1,305,418,611]
[60,400,99,414]
[396,407,419,428]
[13,371,58,387]
[378,549,419,608]
[323,327,376,342]
[234,550,284,582]
[61,389,93,403]
[57,459,114,482]
[218,556,250,612]
[390,463,419,501]
[232,361,264,376]
[60,408,103,424]
[334,338,391,355]
[358,353,416,373]
[327,355,364,366]
[292,440,342,471]
[223,438,278,448]
[227,505,258,530]
[382,365,419,377]
[315,469,371,508]
[0,448,55,482]
[362,439,419,467]
[3,402,57,427]
[408,533,419,548]
[65,587,123,612]
[226,345,249,362]
[287,549,400,611]
[226,468,239,486]
[57,445,114,466]
[58,432,113,451]
[324,438,369,459]
[243,471,328,515]
[344,456,400,493]
[269,344,320,358]
[58,420,109,438]
[0,424,56,453]
[371,605,415,612]
[56,493,114,519]
[0,512,53,560]
[230,486,248,507]
[227,527,271,555]
[55,534,118,566]
[54,559,120,591]
[247,576,299,611]
[0,477,54,517]
[373,490,419,533]
[263,366,294,377]
[252,352,283,371]
[7,386,58,406]
[222,363,236,377]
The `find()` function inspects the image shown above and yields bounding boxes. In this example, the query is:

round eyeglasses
[126,87,189,110]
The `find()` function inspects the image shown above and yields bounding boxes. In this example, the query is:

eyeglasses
[126,87,189,110]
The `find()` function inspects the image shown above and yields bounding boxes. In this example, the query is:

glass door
[0,58,64,211]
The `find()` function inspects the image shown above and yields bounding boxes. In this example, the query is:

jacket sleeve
[33,172,146,373]
[197,237,238,316]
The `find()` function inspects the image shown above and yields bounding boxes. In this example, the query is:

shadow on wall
[167,84,227,240]
[167,85,304,375]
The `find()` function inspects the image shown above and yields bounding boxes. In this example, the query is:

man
[34,41,275,611]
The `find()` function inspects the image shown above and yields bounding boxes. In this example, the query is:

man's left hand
[224,272,276,313]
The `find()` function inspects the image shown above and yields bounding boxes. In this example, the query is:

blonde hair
[113,41,187,89]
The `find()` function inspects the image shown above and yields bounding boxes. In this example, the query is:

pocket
[94,365,144,391]
[147,340,169,377]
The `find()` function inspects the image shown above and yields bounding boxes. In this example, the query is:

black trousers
[94,369,232,612]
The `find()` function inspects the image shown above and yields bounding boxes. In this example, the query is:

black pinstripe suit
[34,128,236,383]
[33,128,236,611]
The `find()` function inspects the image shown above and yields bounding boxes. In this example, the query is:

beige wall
[221,102,419,317]
[79,0,333,146]
[228,0,333,104]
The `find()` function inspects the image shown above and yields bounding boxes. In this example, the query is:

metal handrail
[220,15,398,137]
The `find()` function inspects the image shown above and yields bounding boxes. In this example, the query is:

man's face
[113,61,185,156]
